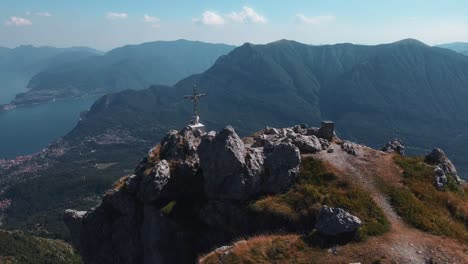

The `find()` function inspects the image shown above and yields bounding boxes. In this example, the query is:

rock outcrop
[341,140,359,155]
[315,206,362,236]
[425,148,464,189]
[64,124,333,264]
[382,139,405,155]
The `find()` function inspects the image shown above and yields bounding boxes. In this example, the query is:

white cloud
[106,12,128,20]
[36,12,51,17]
[194,6,266,26]
[25,11,31,16]
[193,11,225,25]
[296,14,335,25]
[227,6,266,24]
[143,14,161,28]
[5,16,32,27]
[143,14,159,23]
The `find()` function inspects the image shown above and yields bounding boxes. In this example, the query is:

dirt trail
[309,142,468,263]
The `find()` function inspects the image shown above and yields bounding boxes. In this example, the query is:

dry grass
[250,157,390,241]
[200,235,320,264]
[199,234,396,264]
[112,175,130,190]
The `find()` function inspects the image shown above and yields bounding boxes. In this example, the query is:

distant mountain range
[436,42,468,53]
[10,40,235,105]
[0,45,101,103]
[3,38,468,240]
[73,39,468,162]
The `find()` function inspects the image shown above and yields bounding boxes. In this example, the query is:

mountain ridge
[436,42,468,53]
[0,45,100,104]
[3,38,468,242]
[10,40,235,106]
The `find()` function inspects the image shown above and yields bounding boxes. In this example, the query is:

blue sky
[1,0,468,50]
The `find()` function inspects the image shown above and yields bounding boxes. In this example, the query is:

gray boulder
[264,126,279,135]
[263,142,301,193]
[382,139,405,155]
[434,166,448,190]
[316,206,362,236]
[319,138,330,150]
[292,135,322,153]
[425,148,464,186]
[342,141,358,155]
[198,126,250,200]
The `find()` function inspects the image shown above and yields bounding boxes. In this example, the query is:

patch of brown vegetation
[112,175,130,190]
[199,234,401,264]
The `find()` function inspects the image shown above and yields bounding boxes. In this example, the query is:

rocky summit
[65,123,468,264]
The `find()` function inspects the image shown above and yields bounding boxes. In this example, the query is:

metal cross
[184,85,207,117]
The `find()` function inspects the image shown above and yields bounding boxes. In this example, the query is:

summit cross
[184,85,207,126]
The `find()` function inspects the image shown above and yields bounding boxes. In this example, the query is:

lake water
[0,96,100,158]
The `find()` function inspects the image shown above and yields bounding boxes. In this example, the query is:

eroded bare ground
[310,143,468,263]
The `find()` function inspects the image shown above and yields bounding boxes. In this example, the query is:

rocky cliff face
[64,124,466,264]
[64,124,332,264]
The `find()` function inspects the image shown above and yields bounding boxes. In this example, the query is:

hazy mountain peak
[393,38,428,46]
[436,42,468,53]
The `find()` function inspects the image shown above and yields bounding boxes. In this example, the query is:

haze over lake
[0,96,99,158]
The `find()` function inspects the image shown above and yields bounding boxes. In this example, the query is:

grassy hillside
[0,229,81,264]
[379,156,468,242]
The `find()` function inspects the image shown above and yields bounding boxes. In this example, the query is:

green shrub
[160,201,177,216]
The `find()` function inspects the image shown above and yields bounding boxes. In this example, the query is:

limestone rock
[319,138,330,150]
[263,142,301,194]
[342,141,359,155]
[315,206,362,236]
[138,160,171,203]
[264,126,279,135]
[292,134,322,153]
[64,209,87,251]
[425,148,464,186]
[159,159,201,200]
[382,139,405,155]
[434,166,448,190]
[198,126,250,200]
[159,128,204,160]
